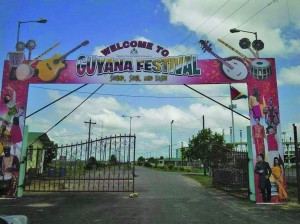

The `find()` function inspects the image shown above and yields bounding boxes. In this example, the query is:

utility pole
[169,145,170,162]
[202,115,205,130]
[84,118,96,159]
[171,120,174,159]
[229,84,236,146]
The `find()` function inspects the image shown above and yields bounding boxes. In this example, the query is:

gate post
[17,125,28,198]
[247,126,256,201]
[293,124,300,203]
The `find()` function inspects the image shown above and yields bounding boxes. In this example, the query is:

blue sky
[0,0,299,158]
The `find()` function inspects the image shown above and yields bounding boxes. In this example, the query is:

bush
[96,161,105,168]
[144,162,153,168]
[184,167,192,172]
[85,157,97,170]
[168,164,174,170]
[180,167,185,171]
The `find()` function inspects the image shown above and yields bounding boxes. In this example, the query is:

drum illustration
[7,51,25,68]
[251,59,272,80]
[7,51,25,80]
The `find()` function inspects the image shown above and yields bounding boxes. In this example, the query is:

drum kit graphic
[200,35,271,81]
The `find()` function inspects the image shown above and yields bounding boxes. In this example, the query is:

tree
[188,128,224,175]
[44,143,58,167]
[137,156,145,165]
[109,155,117,165]
[147,157,156,163]
[225,143,235,150]
[147,157,159,167]
[137,156,145,162]
[181,147,192,164]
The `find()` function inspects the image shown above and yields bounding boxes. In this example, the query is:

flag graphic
[230,86,247,100]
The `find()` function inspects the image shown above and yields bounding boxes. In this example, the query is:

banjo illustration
[15,43,60,81]
[199,40,248,81]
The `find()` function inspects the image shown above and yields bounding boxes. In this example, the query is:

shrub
[184,167,192,172]
[144,162,153,168]
[168,164,174,170]
[96,161,105,168]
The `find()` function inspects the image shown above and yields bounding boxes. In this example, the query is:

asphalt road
[0,166,299,224]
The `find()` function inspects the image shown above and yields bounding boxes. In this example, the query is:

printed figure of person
[266,125,278,151]
[0,146,20,198]
[249,86,262,118]
[252,117,266,155]
[255,153,272,203]
[271,157,288,202]
[3,86,18,123]
[0,121,11,155]
[10,107,24,157]
[263,98,279,128]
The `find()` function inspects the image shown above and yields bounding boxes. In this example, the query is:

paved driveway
[0,166,299,224]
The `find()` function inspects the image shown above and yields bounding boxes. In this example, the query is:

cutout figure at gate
[255,153,271,203]
[0,147,20,197]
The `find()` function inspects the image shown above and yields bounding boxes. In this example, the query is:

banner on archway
[0,39,286,203]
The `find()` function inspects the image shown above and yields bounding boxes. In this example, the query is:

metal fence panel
[210,145,249,197]
[24,135,135,192]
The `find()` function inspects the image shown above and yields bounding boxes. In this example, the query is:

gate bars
[24,135,136,192]
[210,144,249,197]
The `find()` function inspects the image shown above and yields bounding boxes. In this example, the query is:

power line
[221,0,277,40]
[183,0,276,55]
[50,132,88,138]
[29,85,229,99]
[28,85,104,148]
[172,0,231,51]
[181,0,250,55]
[184,84,250,120]
[26,84,88,118]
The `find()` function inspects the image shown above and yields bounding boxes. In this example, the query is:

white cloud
[278,65,300,86]
[134,36,152,42]
[138,132,157,139]
[168,45,199,56]
[161,0,300,58]
[92,45,108,56]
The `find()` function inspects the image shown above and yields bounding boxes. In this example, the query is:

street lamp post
[171,120,174,159]
[122,115,140,166]
[230,28,264,58]
[230,28,257,41]
[122,115,140,135]
[16,18,47,46]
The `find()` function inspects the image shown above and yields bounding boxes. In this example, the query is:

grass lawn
[148,165,204,174]
[183,174,212,188]
[141,165,300,205]
[286,183,299,204]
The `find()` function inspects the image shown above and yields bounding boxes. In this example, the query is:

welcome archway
[1,39,284,203]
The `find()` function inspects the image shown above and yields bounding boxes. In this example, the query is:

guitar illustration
[199,40,248,81]
[16,43,60,81]
[36,40,89,82]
